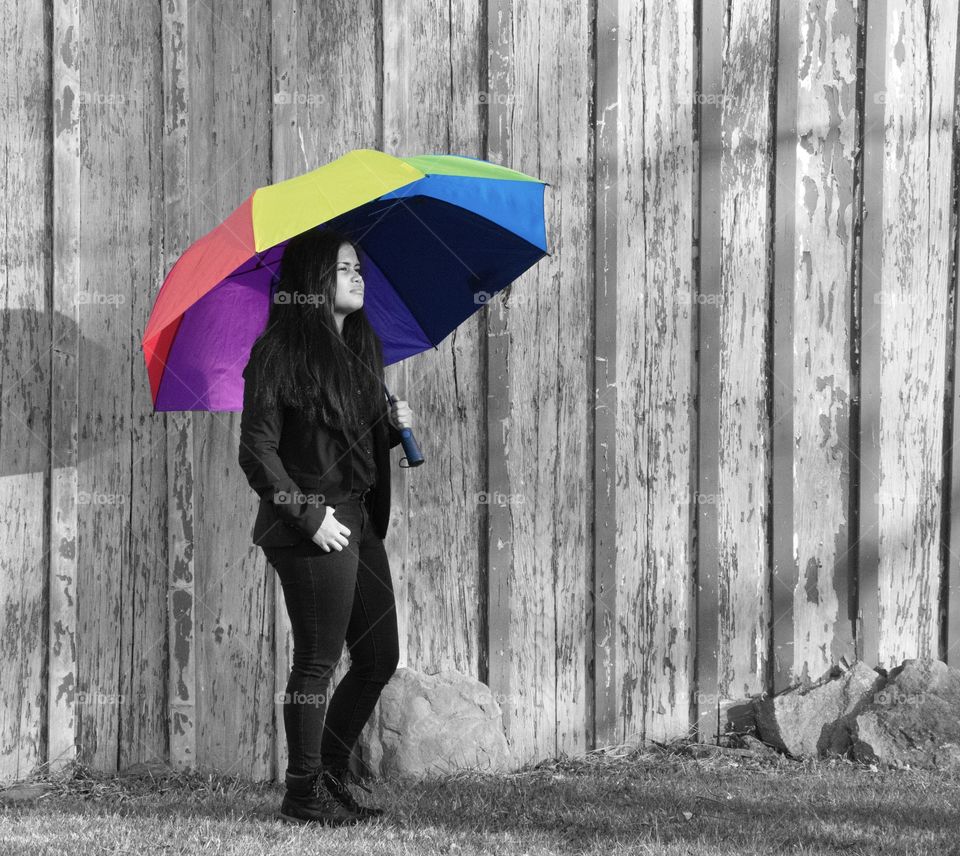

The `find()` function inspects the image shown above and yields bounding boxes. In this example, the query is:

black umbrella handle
[383,383,425,468]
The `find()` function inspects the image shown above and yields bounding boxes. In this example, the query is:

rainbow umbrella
[141,148,549,413]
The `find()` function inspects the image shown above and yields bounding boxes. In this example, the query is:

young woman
[238,226,414,826]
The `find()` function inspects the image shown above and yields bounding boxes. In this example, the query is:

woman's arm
[238,356,327,539]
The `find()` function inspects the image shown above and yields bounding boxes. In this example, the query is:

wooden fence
[2,0,959,782]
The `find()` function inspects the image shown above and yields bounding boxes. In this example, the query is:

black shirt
[348,383,377,497]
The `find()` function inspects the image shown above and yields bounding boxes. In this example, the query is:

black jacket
[238,353,402,547]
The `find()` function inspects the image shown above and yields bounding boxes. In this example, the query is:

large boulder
[849,657,960,771]
[357,666,514,778]
[753,660,885,758]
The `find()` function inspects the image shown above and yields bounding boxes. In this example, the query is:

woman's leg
[320,505,400,771]
[266,538,360,777]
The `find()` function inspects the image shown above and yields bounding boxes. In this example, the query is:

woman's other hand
[388,399,414,431]
[310,506,351,552]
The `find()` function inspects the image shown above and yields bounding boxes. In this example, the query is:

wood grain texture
[592,0,619,750]
[716,0,776,701]
[695,0,725,740]
[183,0,275,779]
[118,2,169,777]
[74,0,163,772]
[614,0,697,745]
[0,0,49,781]
[487,0,591,765]
[270,0,380,779]
[876,0,958,666]
[857,0,886,669]
[382,0,485,679]
[160,0,196,772]
[50,0,81,776]
[771,0,800,692]
[784,0,861,686]
[948,5,960,669]
[485,0,516,757]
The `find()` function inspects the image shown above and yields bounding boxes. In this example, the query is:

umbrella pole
[382,381,425,468]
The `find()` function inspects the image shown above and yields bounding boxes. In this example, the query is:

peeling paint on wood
[875,0,957,666]
[487,0,592,766]
[48,0,81,780]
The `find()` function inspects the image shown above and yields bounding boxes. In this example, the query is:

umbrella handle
[382,382,425,468]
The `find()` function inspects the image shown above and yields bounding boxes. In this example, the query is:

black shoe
[278,768,362,826]
[320,766,386,819]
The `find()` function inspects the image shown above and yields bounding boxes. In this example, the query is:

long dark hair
[246,225,386,436]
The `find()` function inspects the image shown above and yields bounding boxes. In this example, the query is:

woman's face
[332,242,364,317]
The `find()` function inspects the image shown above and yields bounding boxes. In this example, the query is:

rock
[849,657,960,771]
[358,666,513,779]
[753,660,885,758]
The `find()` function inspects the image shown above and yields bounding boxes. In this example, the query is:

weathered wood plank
[771,0,800,692]
[160,0,196,772]
[270,0,379,779]
[857,0,886,667]
[118,1,169,774]
[76,0,161,772]
[780,0,862,687]
[487,0,591,764]
[0,0,49,782]
[549,0,591,760]
[948,6,960,669]
[485,0,517,756]
[716,0,776,702]
[695,0,725,740]
[640,0,697,743]
[592,0,619,750]
[49,0,81,777]
[382,1,485,681]
[183,1,275,779]
[875,0,957,666]
[614,0,697,746]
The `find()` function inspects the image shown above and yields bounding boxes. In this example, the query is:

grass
[2,737,959,855]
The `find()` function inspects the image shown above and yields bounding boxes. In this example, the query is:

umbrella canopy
[142,148,549,412]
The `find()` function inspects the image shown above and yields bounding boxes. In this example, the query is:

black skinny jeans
[262,493,399,775]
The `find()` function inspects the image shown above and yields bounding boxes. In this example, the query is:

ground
[1,738,958,855]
